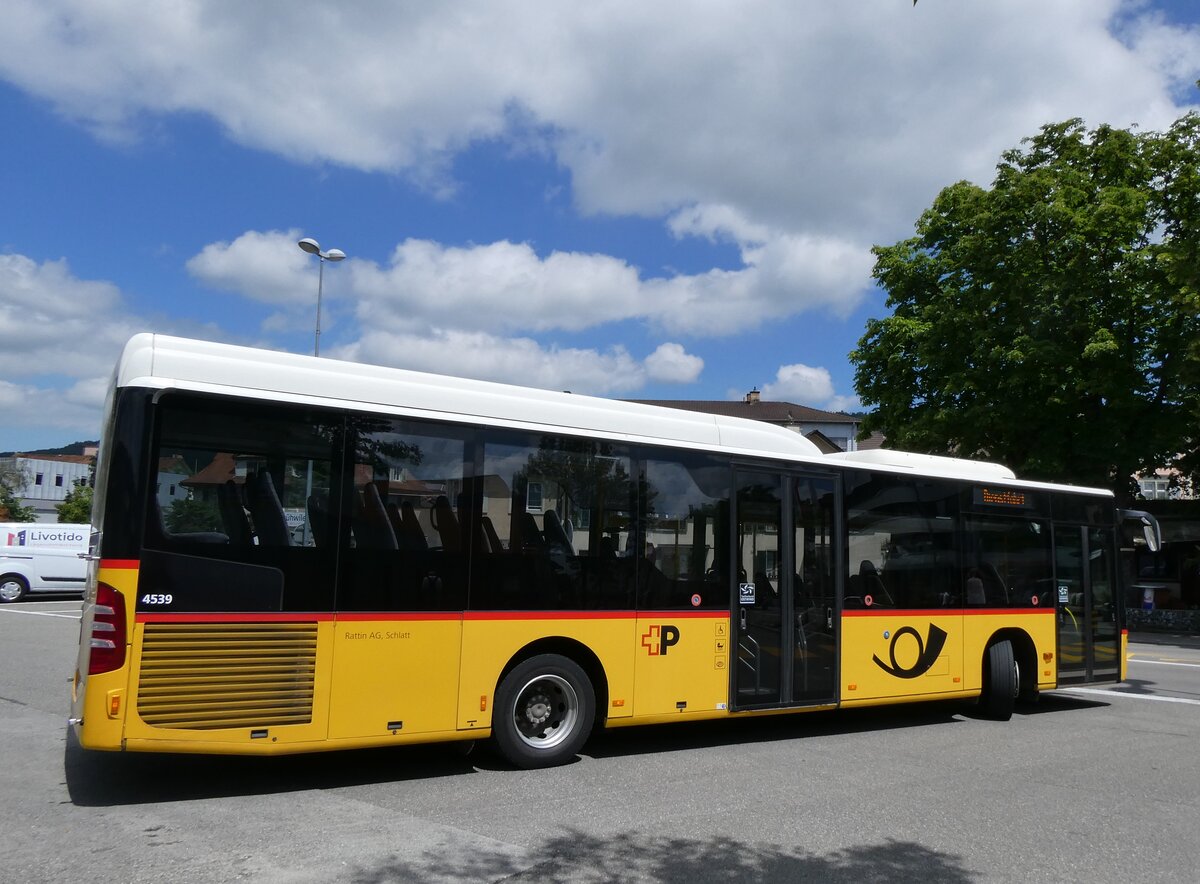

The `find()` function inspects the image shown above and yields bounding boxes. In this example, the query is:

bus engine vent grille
[136,622,318,730]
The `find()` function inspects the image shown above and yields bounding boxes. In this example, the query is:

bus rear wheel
[980,639,1017,721]
[493,654,595,769]
[0,575,29,603]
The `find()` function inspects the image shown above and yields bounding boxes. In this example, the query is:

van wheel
[980,639,1016,721]
[0,575,29,603]
[492,654,595,769]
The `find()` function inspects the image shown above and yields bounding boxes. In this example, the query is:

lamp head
[324,248,346,262]
[298,238,321,255]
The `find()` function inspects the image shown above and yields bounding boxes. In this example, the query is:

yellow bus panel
[457,613,638,731]
[327,615,462,739]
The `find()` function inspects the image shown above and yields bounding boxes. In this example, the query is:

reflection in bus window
[641,454,730,610]
[474,431,635,610]
[961,517,1052,607]
[143,395,341,612]
[341,416,471,611]
[845,473,958,608]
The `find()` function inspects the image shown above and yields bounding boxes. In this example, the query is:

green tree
[0,463,36,522]
[56,479,94,523]
[852,114,1200,498]
[164,498,222,534]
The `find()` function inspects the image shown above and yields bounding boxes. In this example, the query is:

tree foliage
[0,463,36,522]
[56,479,94,524]
[852,114,1200,498]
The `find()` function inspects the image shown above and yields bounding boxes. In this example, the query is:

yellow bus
[70,334,1159,768]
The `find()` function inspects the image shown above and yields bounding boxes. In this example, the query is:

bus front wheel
[980,639,1016,721]
[492,654,595,769]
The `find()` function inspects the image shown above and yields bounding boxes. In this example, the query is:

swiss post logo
[641,624,680,656]
[872,623,948,679]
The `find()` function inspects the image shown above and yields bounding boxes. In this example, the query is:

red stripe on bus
[464,610,638,621]
[137,612,335,624]
[337,612,461,622]
[464,609,728,621]
[135,609,730,624]
[100,559,140,570]
[843,607,1053,617]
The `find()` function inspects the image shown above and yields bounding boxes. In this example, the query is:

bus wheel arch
[491,639,604,769]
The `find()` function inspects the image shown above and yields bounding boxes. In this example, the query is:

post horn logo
[872,624,948,679]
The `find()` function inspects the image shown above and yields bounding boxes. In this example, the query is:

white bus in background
[0,523,90,602]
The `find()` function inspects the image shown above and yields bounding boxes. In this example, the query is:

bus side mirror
[1119,510,1162,553]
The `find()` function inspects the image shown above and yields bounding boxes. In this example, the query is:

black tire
[980,639,1016,721]
[1016,655,1039,706]
[0,574,29,604]
[492,654,595,769]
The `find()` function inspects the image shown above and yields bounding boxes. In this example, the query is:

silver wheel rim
[0,580,25,602]
[511,673,579,751]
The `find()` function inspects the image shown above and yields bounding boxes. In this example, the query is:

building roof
[6,453,94,465]
[627,398,858,426]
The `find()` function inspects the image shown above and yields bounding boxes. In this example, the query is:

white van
[0,523,90,602]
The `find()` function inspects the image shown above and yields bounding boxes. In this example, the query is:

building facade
[0,452,95,522]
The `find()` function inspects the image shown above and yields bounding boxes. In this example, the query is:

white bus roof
[115,334,823,460]
[113,333,1112,497]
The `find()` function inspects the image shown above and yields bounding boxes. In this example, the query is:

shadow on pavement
[349,829,972,883]
[65,702,971,807]
[65,695,1108,808]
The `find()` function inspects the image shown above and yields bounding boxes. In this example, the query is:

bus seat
[543,509,574,555]
[966,573,986,605]
[859,560,893,606]
[431,496,461,551]
[248,471,291,546]
[398,501,428,551]
[481,515,503,553]
[218,480,252,546]
[307,493,331,547]
[360,482,397,550]
[520,512,546,551]
[980,562,1008,605]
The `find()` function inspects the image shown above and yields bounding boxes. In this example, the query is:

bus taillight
[88,582,127,675]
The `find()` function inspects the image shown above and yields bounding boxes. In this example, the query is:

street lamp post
[298,237,346,357]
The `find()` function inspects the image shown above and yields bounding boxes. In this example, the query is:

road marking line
[0,608,80,620]
[1061,687,1200,707]
[1128,659,1200,669]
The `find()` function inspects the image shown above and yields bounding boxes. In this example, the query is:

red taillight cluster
[88,582,127,675]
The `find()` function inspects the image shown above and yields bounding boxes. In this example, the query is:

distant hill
[0,440,99,458]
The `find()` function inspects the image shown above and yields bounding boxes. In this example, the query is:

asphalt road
[2,598,1199,883]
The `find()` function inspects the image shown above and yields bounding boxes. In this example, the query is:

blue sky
[1,0,1198,452]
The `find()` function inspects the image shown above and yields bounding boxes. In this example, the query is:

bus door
[1055,525,1118,683]
[733,470,839,709]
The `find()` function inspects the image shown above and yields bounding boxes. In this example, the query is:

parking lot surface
[3,599,1199,883]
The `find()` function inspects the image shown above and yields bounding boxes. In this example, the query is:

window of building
[55,475,64,487]
[1138,478,1170,500]
[35,473,44,486]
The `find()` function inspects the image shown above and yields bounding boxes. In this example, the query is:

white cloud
[346,233,871,339]
[1,2,1194,246]
[186,229,327,308]
[0,254,139,381]
[335,329,659,395]
[761,364,835,404]
[759,363,862,412]
[349,239,643,335]
[644,343,703,384]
